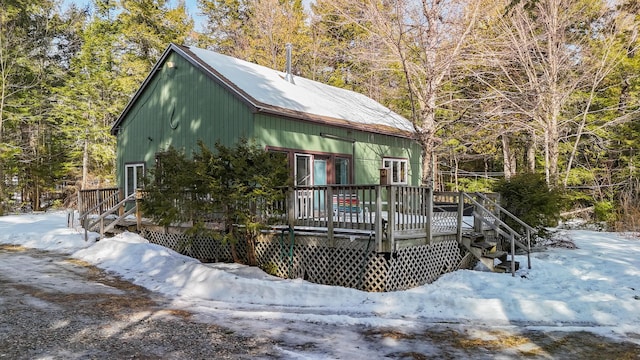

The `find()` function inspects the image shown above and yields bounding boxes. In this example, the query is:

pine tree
[0,0,84,211]
[118,0,194,89]
[52,1,120,189]
[197,0,252,56]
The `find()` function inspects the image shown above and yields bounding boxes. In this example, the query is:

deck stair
[459,193,534,276]
[79,192,137,240]
[461,232,514,272]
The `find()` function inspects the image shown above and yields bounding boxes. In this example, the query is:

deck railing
[78,188,121,217]
[265,185,437,252]
[78,188,139,240]
[78,186,525,261]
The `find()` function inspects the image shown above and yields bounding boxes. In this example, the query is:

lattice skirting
[140,228,470,292]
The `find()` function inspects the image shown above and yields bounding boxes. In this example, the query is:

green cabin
[111,44,421,197]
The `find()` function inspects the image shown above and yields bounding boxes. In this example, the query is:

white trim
[294,154,312,186]
[125,163,145,197]
[382,158,408,185]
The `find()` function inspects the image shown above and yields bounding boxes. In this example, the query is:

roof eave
[255,105,415,140]
[110,45,177,136]
[110,43,261,136]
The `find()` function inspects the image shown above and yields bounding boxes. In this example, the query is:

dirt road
[1,245,639,359]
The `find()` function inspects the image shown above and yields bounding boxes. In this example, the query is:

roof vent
[285,43,295,84]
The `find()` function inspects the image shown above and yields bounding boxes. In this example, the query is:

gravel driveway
[2,245,639,359]
[0,245,278,359]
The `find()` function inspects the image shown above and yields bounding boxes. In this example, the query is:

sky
[62,0,207,30]
[1,211,639,358]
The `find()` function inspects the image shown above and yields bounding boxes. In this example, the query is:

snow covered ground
[1,211,639,357]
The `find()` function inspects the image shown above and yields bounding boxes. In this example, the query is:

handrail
[79,190,121,219]
[463,192,532,276]
[101,205,137,235]
[473,192,536,234]
[83,192,136,240]
[87,192,136,229]
[473,192,533,272]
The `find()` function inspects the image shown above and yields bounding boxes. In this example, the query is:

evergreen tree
[244,0,310,73]
[52,1,121,189]
[197,0,252,56]
[309,0,373,91]
[142,140,290,265]
[118,0,194,89]
[0,0,85,211]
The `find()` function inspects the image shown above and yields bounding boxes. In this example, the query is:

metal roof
[111,44,415,138]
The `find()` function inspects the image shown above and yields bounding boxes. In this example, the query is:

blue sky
[62,0,205,29]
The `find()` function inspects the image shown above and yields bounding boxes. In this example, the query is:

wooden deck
[78,185,532,282]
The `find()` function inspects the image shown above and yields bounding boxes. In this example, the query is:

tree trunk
[501,134,516,180]
[525,131,536,173]
[0,66,6,211]
[82,135,89,189]
[453,155,459,191]
[419,133,436,187]
[547,105,561,186]
[246,235,257,266]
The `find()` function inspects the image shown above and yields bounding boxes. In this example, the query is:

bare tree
[245,0,308,70]
[322,0,489,186]
[469,0,627,186]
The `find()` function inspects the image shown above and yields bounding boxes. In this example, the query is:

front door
[292,153,351,217]
[313,158,327,214]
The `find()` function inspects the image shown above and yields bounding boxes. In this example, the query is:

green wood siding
[115,50,422,188]
[115,52,254,186]
[254,114,421,185]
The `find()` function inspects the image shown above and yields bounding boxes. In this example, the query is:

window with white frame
[382,158,408,184]
[295,154,312,186]
[125,163,145,197]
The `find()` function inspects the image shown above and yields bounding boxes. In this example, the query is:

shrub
[594,201,616,223]
[493,173,565,240]
[141,139,291,265]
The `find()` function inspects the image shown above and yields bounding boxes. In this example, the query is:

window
[335,158,350,184]
[295,154,312,186]
[383,158,408,185]
[267,146,352,185]
[125,163,145,197]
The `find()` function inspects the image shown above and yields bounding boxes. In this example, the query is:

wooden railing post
[473,193,483,233]
[97,189,103,215]
[287,187,295,228]
[426,187,433,244]
[511,234,516,276]
[375,185,383,253]
[100,216,104,239]
[77,188,83,216]
[526,227,531,269]
[136,189,142,231]
[83,216,88,242]
[118,188,124,217]
[388,185,396,253]
[327,186,334,245]
[457,192,464,243]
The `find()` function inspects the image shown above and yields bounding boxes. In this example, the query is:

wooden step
[495,260,520,272]
[483,250,507,260]
[471,241,496,250]
[462,232,484,240]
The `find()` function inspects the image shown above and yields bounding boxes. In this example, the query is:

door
[295,154,312,217]
[125,163,144,198]
[313,158,327,215]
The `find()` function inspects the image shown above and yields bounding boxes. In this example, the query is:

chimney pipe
[285,43,295,84]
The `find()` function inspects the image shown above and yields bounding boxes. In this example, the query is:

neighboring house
[110,43,421,198]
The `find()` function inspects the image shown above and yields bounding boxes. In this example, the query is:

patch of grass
[0,245,28,252]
